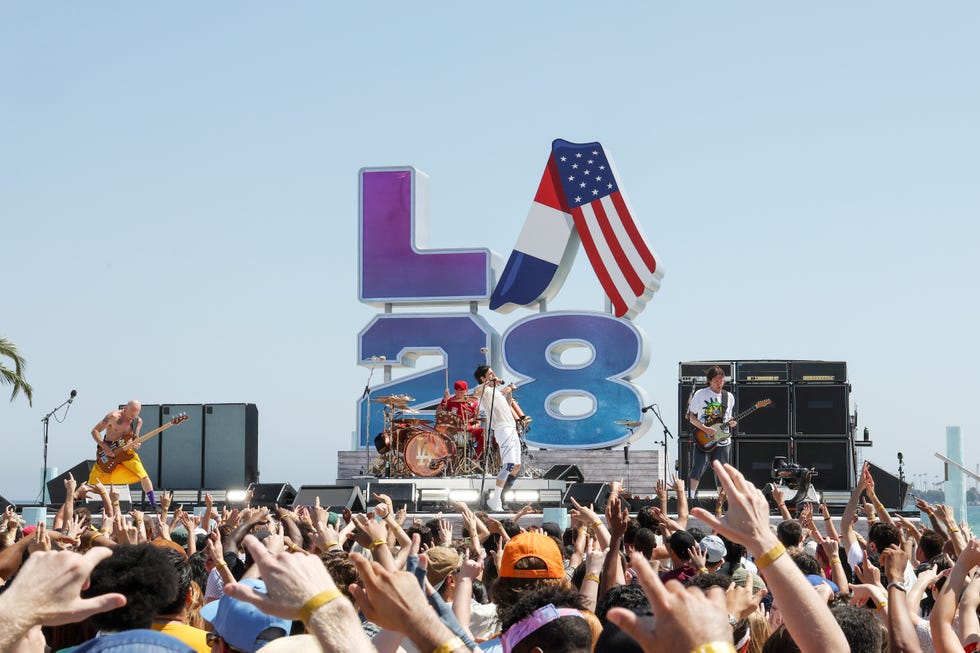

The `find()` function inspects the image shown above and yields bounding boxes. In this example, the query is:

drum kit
[368,394,500,478]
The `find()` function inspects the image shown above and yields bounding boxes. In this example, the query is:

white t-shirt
[477,384,516,429]
[688,388,735,446]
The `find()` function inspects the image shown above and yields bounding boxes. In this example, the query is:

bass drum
[403,430,455,477]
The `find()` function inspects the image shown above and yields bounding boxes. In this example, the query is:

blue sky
[2,3,978,501]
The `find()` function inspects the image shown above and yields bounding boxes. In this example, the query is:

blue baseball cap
[200,579,291,651]
[805,574,840,595]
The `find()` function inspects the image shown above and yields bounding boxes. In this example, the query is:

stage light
[448,489,480,503]
[225,489,248,503]
[506,490,539,503]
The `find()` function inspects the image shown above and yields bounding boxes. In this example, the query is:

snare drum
[403,430,455,477]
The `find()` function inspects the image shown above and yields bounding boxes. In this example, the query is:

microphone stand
[362,360,378,476]
[39,394,74,504]
[649,405,674,487]
[479,379,497,509]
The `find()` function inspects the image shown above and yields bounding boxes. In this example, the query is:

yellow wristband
[216,560,229,569]
[324,541,340,549]
[830,557,840,564]
[689,643,737,653]
[299,587,343,623]
[950,528,960,533]
[590,520,602,530]
[754,542,786,570]
[584,573,600,583]
[369,538,387,549]
[876,599,887,611]
[431,636,465,653]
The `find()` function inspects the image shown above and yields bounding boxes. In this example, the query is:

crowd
[0,459,977,653]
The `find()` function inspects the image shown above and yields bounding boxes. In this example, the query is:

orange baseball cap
[499,532,564,579]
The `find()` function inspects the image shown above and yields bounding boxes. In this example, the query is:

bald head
[123,400,142,418]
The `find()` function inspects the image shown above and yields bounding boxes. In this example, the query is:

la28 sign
[356,140,663,449]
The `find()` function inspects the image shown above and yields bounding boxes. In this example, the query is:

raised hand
[689,463,777,558]
[727,570,767,620]
[853,551,882,588]
[879,545,908,585]
[27,522,52,553]
[0,548,126,631]
[687,544,707,571]
[608,552,732,653]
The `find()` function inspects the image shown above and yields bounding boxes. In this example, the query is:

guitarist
[87,399,157,510]
[686,366,737,502]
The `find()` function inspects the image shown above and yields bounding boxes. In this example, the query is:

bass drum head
[403,431,454,477]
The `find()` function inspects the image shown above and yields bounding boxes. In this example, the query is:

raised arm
[692,462,849,653]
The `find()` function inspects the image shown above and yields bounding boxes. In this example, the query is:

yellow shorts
[88,454,149,486]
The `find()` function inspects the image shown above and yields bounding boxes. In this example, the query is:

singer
[473,365,521,511]
[88,399,158,510]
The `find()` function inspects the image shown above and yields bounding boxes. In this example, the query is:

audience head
[201,579,291,652]
[776,520,803,548]
[83,544,179,631]
[492,532,568,606]
[499,586,591,653]
[668,530,696,563]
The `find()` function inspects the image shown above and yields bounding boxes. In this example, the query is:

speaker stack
[125,403,259,491]
[677,360,855,495]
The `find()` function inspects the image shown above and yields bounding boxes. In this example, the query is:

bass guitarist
[686,365,737,502]
[88,399,157,510]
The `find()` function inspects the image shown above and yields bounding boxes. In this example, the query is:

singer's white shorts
[494,425,521,467]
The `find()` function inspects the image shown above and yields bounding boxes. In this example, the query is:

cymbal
[397,418,431,426]
[371,394,415,405]
[397,407,420,414]
[614,420,641,427]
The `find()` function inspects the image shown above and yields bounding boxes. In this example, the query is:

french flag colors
[490,139,663,318]
[489,156,575,312]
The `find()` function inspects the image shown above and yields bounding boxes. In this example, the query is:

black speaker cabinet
[249,483,297,509]
[736,385,790,436]
[124,404,162,486]
[203,403,259,489]
[866,462,910,509]
[160,404,205,489]
[47,460,97,506]
[676,439,717,491]
[795,439,854,492]
[735,439,791,489]
[543,465,585,483]
[365,482,416,512]
[292,485,366,513]
[793,385,850,436]
[562,482,610,510]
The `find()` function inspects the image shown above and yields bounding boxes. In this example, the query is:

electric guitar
[694,399,772,452]
[95,413,189,473]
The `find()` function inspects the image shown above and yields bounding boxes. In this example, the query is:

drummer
[440,380,485,457]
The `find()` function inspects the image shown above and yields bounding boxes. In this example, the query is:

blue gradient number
[356,313,498,447]
[502,312,649,448]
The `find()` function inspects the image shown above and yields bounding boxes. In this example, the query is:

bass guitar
[95,413,189,473]
[694,399,772,452]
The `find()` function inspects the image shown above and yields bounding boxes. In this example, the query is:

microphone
[69,389,77,404]
[641,404,654,412]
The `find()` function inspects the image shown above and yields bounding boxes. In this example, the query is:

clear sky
[2,3,978,502]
